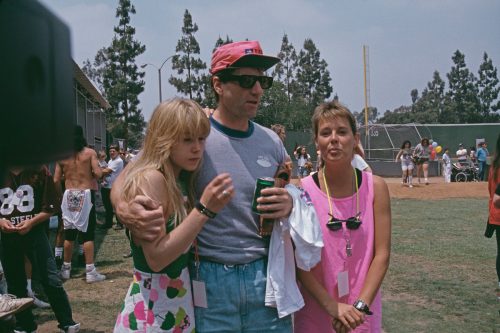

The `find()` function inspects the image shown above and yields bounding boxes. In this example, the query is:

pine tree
[477,52,500,121]
[273,34,298,103]
[93,0,146,149]
[295,38,333,107]
[201,35,233,108]
[446,50,480,123]
[82,47,108,93]
[169,10,206,103]
[212,35,233,53]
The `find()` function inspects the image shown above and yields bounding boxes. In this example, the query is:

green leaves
[169,9,206,103]
[379,50,499,124]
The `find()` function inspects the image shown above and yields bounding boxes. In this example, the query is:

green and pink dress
[113,215,194,333]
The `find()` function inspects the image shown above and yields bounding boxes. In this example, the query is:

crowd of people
[0,37,496,333]
[0,125,131,332]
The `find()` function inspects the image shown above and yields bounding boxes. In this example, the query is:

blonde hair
[121,98,210,225]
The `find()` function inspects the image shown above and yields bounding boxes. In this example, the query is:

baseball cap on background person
[210,40,280,75]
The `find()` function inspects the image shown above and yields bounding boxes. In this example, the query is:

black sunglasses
[219,74,273,89]
[326,213,362,231]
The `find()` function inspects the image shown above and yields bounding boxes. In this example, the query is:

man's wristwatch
[353,299,373,315]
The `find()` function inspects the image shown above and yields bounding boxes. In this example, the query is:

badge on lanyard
[192,280,207,308]
[337,270,349,298]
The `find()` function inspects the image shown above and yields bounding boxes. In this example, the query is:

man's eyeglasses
[219,74,273,90]
[326,213,362,231]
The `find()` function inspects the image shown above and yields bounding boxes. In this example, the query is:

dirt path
[293,176,489,200]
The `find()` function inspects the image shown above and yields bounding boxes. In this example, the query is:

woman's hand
[199,173,234,213]
[327,302,364,332]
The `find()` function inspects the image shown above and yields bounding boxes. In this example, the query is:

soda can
[251,177,275,214]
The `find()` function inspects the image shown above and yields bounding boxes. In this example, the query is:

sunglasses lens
[259,77,273,89]
[346,218,361,230]
[326,221,342,231]
[239,76,257,89]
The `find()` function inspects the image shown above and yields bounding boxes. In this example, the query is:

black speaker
[0,0,74,167]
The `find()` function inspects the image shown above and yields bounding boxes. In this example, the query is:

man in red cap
[112,40,293,332]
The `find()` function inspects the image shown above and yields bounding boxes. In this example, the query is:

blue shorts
[189,257,292,333]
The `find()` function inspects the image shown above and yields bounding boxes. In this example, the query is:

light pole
[141,54,177,103]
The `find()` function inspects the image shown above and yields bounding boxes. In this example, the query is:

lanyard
[321,166,359,218]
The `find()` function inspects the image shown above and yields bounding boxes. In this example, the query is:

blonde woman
[113,98,233,333]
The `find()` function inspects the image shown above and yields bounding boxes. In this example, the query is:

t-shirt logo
[0,185,35,215]
[257,155,272,168]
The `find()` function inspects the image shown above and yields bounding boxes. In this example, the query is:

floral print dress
[114,216,194,333]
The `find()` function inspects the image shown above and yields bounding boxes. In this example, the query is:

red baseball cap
[210,40,280,75]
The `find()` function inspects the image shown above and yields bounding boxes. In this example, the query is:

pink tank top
[294,171,382,332]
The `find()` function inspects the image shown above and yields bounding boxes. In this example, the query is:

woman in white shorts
[395,140,414,187]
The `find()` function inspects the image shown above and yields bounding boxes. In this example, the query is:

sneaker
[425,178,429,185]
[60,263,71,280]
[0,294,34,320]
[61,323,80,333]
[409,184,413,188]
[30,294,50,309]
[13,330,37,333]
[86,268,106,283]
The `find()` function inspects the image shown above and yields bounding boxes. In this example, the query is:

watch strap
[195,201,217,219]
[354,299,373,315]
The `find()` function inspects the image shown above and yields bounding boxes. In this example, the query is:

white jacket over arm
[265,184,323,318]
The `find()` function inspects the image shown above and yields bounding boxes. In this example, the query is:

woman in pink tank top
[294,100,391,332]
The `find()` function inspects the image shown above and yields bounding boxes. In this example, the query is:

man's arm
[110,164,165,242]
[91,150,102,179]
[53,162,63,183]
[494,184,500,209]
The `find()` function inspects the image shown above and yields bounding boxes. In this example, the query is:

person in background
[487,134,500,300]
[352,143,372,173]
[271,124,286,143]
[413,138,431,185]
[470,146,477,164]
[54,125,105,284]
[295,146,311,179]
[477,142,489,181]
[456,143,468,165]
[295,100,391,332]
[0,166,80,333]
[100,145,124,230]
[395,140,414,187]
[442,148,452,183]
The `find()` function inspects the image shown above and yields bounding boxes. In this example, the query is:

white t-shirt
[103,156,124,189]
[456,148,467,161]
[351,154,369,171]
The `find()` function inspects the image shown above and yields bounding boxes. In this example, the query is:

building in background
[73,60,110,151]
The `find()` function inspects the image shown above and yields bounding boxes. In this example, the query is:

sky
[40,0,500,122]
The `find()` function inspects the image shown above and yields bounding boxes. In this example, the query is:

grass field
[383,198,499,332]
[31,197,500,332]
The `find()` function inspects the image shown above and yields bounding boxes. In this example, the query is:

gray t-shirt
[195,117,287,264]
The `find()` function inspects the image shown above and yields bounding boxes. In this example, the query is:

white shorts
[401,160,414,171]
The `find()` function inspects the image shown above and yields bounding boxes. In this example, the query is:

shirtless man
[54,125,106,283]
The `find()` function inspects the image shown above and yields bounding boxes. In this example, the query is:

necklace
[321,166,359,257]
